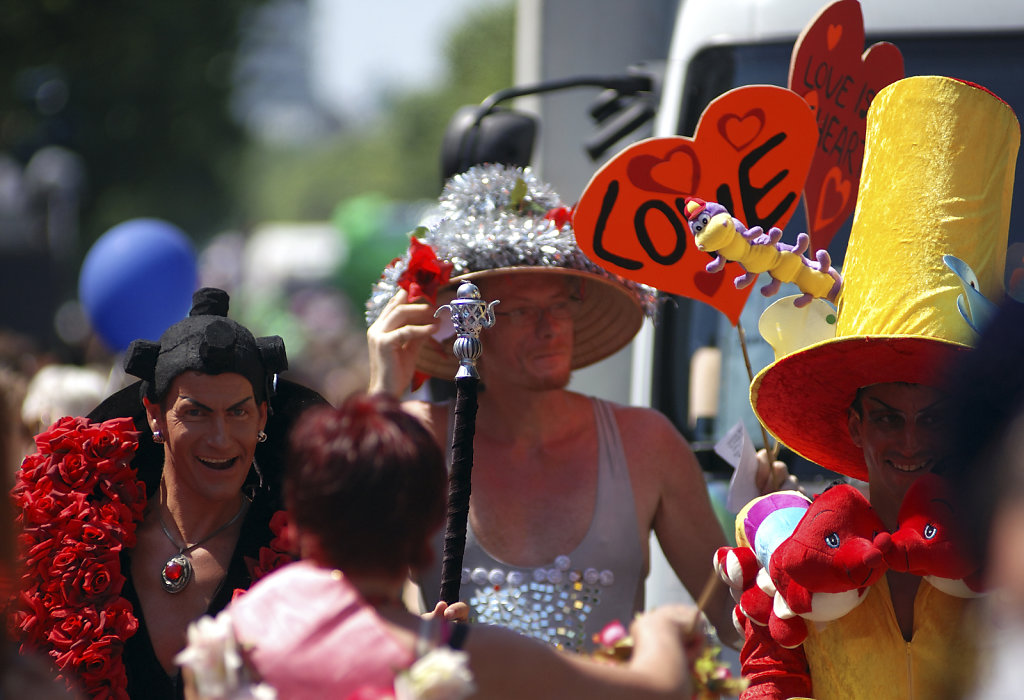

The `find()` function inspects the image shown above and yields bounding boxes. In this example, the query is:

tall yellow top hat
[750,76,1020,481]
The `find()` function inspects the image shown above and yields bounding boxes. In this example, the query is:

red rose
[38,416,90,455]
[83,419,138,463]
[245,546,296,583]
[15,590,55,642]
[99,598,138,640]
[19,486,67,524]
[47,605,102,652]
[57,551,124,606]
[63,634,125,695]
[17,452,50,482]
[398,237,454,304]
[57,452,99,491]
[98,477,147,522]
[57,490,97,523]
[267,509,295,554]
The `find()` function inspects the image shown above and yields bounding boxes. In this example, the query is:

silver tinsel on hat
[366,163,658,326]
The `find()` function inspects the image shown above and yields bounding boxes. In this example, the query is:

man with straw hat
[739,76,1019,699]
[367,163,762,651]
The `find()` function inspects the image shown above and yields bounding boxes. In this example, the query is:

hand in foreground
[423,600,470,623]
[367,289,441,397]
[630,604,706,663]
[755,448,803,495]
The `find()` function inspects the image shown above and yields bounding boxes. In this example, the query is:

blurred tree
[0,0,260,251]
[236,1,516,222]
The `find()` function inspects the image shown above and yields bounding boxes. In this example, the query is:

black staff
[435,281,498,605]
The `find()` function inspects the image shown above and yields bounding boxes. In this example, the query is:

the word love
[573,85,817,324]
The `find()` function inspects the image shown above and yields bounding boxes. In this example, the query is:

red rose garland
[10,416,296,698]
[11,416,144,700]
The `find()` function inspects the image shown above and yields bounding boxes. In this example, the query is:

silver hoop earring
[257,430,267,443]
[251,459,264,489]
[153,429,165,444]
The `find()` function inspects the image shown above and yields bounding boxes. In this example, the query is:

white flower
[175,611,278,700]
[394,647,476,700]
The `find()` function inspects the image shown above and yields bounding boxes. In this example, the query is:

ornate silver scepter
[435,281,498,604]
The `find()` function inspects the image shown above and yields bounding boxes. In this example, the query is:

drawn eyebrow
[929,498,955,515]
[180,397,212,412]
[810,508,835,522]
[180,396,253,412]
[864,396,950,414]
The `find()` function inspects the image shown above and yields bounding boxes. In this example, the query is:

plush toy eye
[824,533,841,548]
[923,523,937,540]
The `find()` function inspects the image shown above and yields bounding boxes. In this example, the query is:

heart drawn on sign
[813,166,852,230]
[573,84,819,325]
[694,270,725,297]
[626,145,701,194]
[826,24,842,50]
[719,109,765,151]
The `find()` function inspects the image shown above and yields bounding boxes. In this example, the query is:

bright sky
[310,0,505,118]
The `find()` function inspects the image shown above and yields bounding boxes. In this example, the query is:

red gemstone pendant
[161,553,193,594]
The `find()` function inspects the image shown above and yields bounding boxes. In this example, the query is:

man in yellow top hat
[739,75,1019,699]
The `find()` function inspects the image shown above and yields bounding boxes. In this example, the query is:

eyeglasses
[494,297,583,326]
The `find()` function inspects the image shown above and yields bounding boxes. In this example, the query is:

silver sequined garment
[433,398,647,652]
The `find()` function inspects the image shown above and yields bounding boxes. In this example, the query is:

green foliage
[236,1,516,222]
[0,0,259,249]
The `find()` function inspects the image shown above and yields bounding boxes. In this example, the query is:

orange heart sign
[790,0,904,251]
[573,85,818,325]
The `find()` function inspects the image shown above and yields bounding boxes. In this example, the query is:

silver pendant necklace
[158,495,251,594]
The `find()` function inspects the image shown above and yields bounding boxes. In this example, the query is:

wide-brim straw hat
[366,164,657,380]
[750,76,1020,481]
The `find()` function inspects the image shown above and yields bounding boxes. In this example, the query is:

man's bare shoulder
[600,399,700,487]
[400,399,448,441]
[604,400,689,444]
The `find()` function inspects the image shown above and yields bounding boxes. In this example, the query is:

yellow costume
[801,578,973,700]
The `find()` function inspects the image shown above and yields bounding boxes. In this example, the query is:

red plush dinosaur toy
[884,472,984,597]
[718,483,892,649]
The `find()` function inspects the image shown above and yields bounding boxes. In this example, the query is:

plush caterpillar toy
[683,198,842,307]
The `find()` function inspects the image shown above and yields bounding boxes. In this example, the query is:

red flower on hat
[398,237,453,304]
[545,206,575,230]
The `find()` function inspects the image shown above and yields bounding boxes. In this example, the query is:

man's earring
[257,430,267,443]
[152,429,165,444]
[251,459,265,489]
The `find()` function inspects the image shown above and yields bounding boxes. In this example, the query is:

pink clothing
[230,561,414,699]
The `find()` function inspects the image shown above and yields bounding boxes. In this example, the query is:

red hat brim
[751,335,968,481]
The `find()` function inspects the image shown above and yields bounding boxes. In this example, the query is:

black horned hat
[123,287,287,404]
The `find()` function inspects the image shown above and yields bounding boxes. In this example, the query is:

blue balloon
[79,218,198,352]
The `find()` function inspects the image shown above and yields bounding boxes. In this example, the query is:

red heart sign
[573,85,818,325]
[790,0,904,251]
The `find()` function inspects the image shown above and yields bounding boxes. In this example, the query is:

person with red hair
[182,393,708,700]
